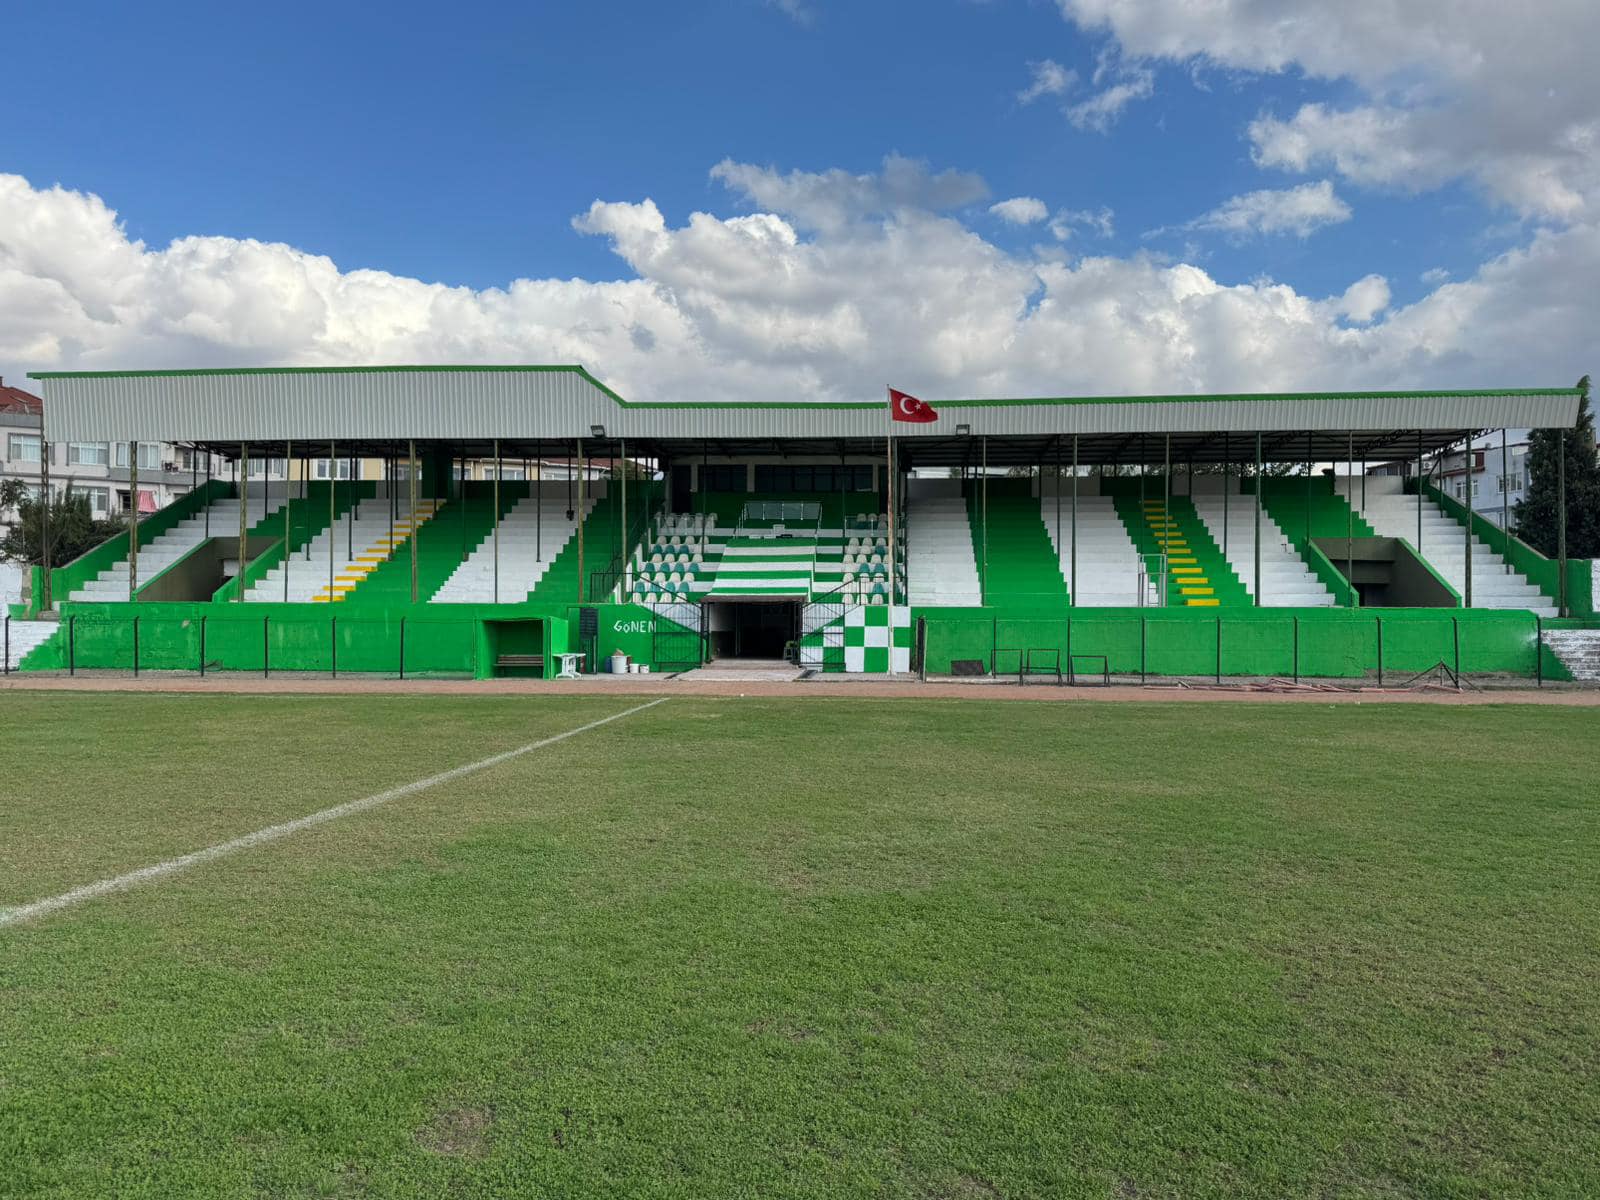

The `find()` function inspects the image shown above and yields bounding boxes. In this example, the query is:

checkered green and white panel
[798,605,910,673]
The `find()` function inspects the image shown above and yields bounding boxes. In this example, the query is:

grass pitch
[2,693,1597,1199]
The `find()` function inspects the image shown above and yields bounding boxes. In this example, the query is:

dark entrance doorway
[709,600,799,661]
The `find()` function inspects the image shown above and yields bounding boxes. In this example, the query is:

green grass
[2,694,1597,1199]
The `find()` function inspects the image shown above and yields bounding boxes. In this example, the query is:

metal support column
[1346,431,1355,606]
[40,428,53,611]
[283,439,292,602]
[1501,429,1510,571]
[329,440,336,601]
[408,439,419,604]
[493,439,501,604]
[238,441,249,603]
[1222,432,1230,556]
[1557,429,1568,616]
[1463,434,1473,608]
[620,436,628,598]
[1253,433,1262,606]
[1417,431,1424,551]
[1070,436,1079,608]
[128,441,139,601]
[980,436,988,605]
[577,437,586,603]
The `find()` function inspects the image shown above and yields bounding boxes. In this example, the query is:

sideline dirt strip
[0,697,670,929]
[4,673,1597,705]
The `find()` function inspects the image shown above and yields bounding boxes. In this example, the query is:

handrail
[589,495,661,603]
[1137,551,1168,607]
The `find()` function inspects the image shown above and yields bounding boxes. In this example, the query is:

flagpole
[886,386,896,611]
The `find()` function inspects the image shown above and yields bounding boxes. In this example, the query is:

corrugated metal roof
[27,365,1584,443]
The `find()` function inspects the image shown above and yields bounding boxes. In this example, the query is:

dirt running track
[3,672,1598,706]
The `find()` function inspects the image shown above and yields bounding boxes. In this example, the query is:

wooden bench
[494,653,545,676]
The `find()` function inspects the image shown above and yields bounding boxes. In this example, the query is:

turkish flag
[889,388,938,423]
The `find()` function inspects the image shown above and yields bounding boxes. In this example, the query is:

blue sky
[3,1,1484,297]
[1,0,1595,400]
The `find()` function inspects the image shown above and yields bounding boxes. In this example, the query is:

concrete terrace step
[4,619,59,670]
[68,494,289,602]
[1544,629,1600,681]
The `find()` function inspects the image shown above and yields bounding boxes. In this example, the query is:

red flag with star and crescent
[889,388,938,423]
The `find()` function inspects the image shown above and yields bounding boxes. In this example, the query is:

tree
[1514,377,1600,560]
[0,479,123,569]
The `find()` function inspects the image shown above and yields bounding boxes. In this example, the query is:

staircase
[706,536,817,598]
[907,495,982,606]
[69,495,283,602]
[1039,493,1143,606]
[245,497,441,603]
[1334,477,1556,616]
[4,619,58,670]
[967,488,1067,608]
[1544,629,1600,681]
[1190,491,1334,606]
[1124,496,1250,607]
[432,492,592,602]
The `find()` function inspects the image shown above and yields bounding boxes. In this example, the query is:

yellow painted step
[1171,566,1203,576]
[1185,597,1221,607]
[1179,586,1214,596]
[1169,556,1197,565]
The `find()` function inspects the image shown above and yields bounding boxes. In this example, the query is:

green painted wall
[15,597,1583,682]
[915,605,1570,681]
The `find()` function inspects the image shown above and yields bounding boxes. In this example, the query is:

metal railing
[1137,552,1168,607]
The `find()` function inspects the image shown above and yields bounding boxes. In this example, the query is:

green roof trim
[26,365,1580,410]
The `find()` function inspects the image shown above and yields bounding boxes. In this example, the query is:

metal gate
[651,601,706,673]
[800,596,849,672]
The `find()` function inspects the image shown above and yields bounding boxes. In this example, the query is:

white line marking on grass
[1,697,670,929]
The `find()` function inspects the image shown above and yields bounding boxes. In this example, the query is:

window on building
[67,442,110,466]
[313,458,353,480]
[114,442,164,470]
[246,457,287,478]
[82,487,110,515]
[753,464,875,493]
[498,467,526,481]
[7,433,42,463]
[701,465,748,492]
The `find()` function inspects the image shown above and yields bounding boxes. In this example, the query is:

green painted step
[528,490,642,605]
[345,483,525,604]
[966,483,1069,609]
[1252,476,1377,606]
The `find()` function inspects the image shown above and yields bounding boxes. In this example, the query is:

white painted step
[1039,495,1146,606]
[1333,479,1556,616]
[1544,629,1600,681]
[907,496,981,606]
[1191,497,1334,607]
[69,496,286,601]
[246,499,437,602]
[431,496,594,602]
[4,619,58,670]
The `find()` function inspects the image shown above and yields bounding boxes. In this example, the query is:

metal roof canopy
[27,366,1582,465]
[168,429,1486,467]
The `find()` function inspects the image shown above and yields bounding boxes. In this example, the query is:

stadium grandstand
[5,365,1598,682]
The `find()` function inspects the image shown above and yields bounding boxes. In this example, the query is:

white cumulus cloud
[1053,0,1600,220]
[1,166,1594,410]
[1183,180,1353,239]
[989,197,1050,225]
[1018,59,1076,105]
